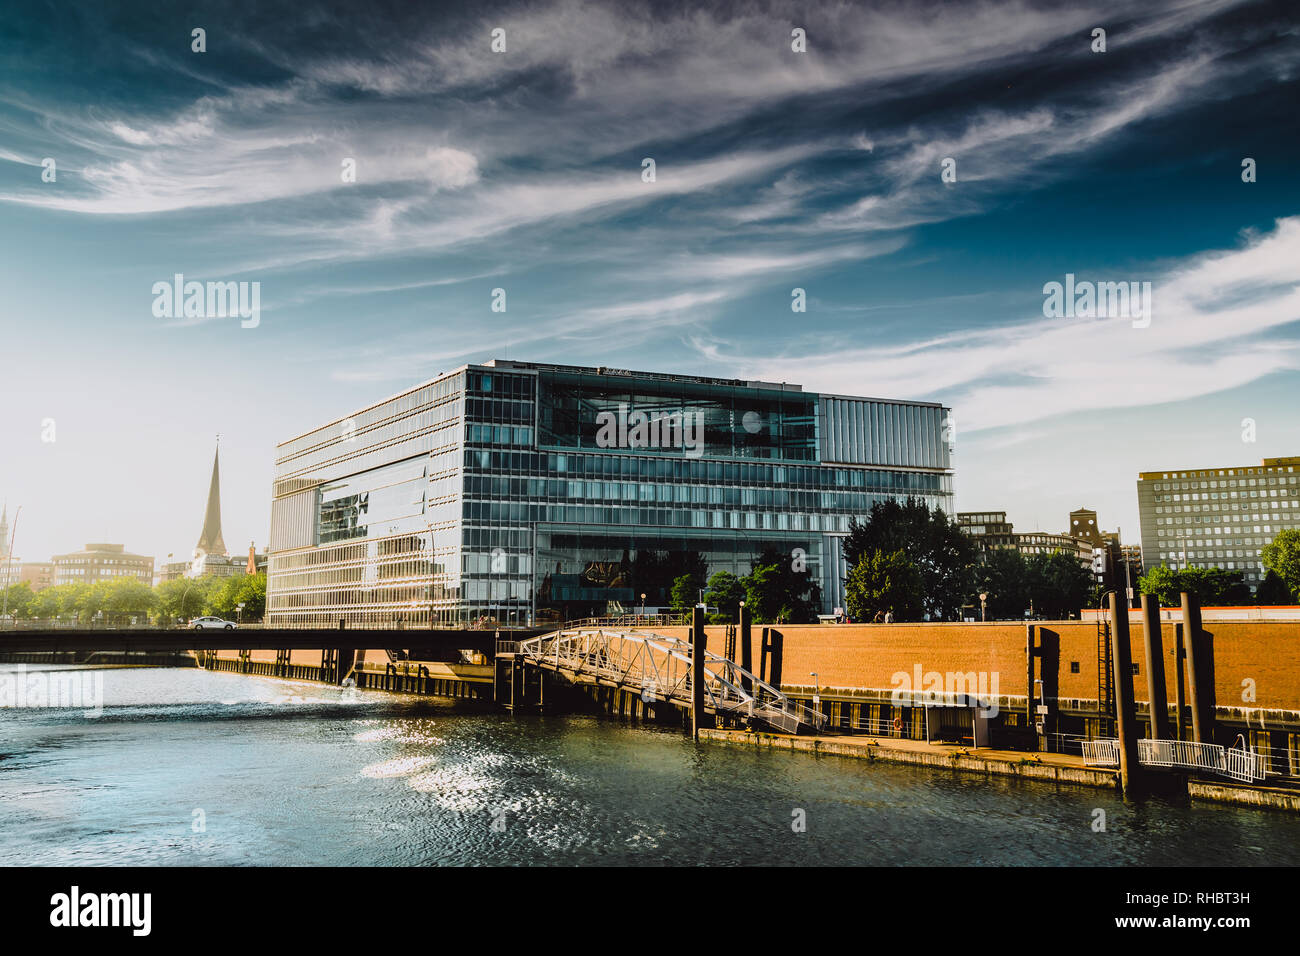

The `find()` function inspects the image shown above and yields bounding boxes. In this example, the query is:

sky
[1,0,1298,565]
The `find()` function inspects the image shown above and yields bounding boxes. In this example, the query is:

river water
[2,664,1298,866]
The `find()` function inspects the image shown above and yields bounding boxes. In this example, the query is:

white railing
[1223,746,1268,783]
[1080,738,1121,766]
[1089,736,1267,783]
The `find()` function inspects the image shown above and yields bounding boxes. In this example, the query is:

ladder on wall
[1096,618,1114,738]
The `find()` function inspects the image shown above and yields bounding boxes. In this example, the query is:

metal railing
[1223,745,1269,784]
[515,625,826,734]
[560,614,689,630]
[1083,736,1267,783]
[1080,738,1121,766]
[1138,738,1223,773]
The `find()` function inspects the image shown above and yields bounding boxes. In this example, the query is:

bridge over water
[496,621,827,735]
[0,627,544,664]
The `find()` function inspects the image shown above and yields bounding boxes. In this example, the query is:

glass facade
[266,361,954,627]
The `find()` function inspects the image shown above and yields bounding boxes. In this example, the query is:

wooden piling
[1140,594,1171,740]
[1181,592,1215,744]
[691,606,707,739]
[1109,592,1143,798]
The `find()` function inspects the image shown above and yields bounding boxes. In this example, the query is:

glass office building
[266,360,954,627]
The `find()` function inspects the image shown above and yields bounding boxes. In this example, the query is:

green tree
[1256,569,1295,605]
[669,573,702,613]
[740,548,823,624]
[1262,529,1300,600]
[208,572,266,624]
[1139,565,1252,607]
[30,585,66,622]
[1,581,35,619]
[103,577,157,625]
[1138,565,1181,607]
[1024,550,1093,619]
[703,571,745,623]
[844,549,923,622]
[154,575,221,625]
[969,548,1030,620]
[842,497,976,621]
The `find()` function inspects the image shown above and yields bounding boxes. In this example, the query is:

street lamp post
[640,592,647,618]
[978,591,988,622]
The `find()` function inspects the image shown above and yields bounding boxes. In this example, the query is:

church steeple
[195,443,227,557]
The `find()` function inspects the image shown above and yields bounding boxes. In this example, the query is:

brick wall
[663,620,1300,711]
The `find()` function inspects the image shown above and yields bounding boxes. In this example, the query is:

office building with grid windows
[1137,456,1300,587]
[265,360,954,627]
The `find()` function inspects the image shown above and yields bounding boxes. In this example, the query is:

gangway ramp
[511,625,827,735]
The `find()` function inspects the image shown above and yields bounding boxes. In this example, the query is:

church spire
[195,442,227,557]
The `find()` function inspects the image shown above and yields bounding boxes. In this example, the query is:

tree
[1256,569,1295,605]
[1138,565,1181,607]
[1139,565,1252,607]
[844,549,923,622]
[702,571,745,623]
[842,497,975,621]
[208,573,267,621]
[969,548,1030,620]
[1,581,35,619]
[1024,550,1093,619]
[1262,529,1300,600]
[154,575,221,625]
[103,577,157,625]
[30,585,65,622]
[741,548,822,624]
[669,573,702,613]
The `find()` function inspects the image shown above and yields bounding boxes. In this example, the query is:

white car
[190,616,238,630]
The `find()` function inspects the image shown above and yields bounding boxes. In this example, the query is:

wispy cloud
[716,216,1300,431]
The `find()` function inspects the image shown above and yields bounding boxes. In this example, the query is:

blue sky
[1,0,1299,564]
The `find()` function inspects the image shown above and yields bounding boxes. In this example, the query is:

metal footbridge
[1080,736,1268,783]
[512,625,828,735]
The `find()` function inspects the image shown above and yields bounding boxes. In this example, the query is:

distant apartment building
[15,562,55,591]
[52,543,154,586]
[1137,455,1300,586]
[1017,530,1093,565]
[957,511,1092,566]
[956,512,1016,556]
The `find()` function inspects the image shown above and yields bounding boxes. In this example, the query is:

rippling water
[2,665,1299,866]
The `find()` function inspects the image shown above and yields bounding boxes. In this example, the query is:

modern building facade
[1137,456,1300,586]
[52,543,154,586]
[266,360,954,627]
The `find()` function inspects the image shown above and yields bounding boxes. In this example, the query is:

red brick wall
[662,620,1300,710]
